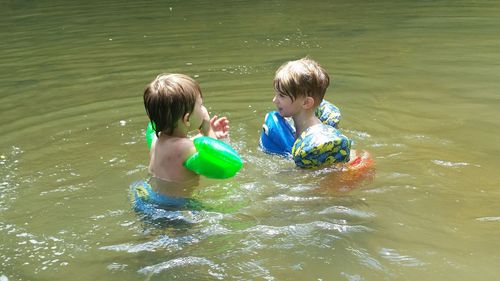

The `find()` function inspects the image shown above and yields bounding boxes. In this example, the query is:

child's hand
[210,115,229,140]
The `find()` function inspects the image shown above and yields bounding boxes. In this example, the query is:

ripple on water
[0,146,23,211]
[347,246,384,271]
[431,159,479,168]
[0,222,72,274]
[476,216,500,222]
[137,256,225,279]
[234,261,274,280]
[100,234,197,253]
[318,205,376,219]
[106,262,128,272]
[265,194,325,203]
[379,247,426,267]
[101,220,230,254]
[243,221,371,242]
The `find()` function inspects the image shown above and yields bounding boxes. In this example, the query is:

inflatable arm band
[259,99,342,157]
[184,136,243,179]
[145,122,243,179]
[146,121,157,150]
[315,100,342,128]
[259,100,350,168]
[259,112,295,157]
[292,124,351,169]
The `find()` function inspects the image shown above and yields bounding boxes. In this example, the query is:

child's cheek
[201,106,210,120]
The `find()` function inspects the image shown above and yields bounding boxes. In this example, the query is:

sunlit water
[1,0,500,280]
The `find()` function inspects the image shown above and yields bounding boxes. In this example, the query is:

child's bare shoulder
[162,137,196,159]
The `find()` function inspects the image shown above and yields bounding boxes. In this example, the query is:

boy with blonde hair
[273,57,331,137]
[262,57,353,169]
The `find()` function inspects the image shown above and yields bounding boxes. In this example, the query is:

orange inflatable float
[318,150,375,192]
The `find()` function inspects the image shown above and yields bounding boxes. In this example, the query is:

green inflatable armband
[146,122,157,150]
[184,136,243,179]
[145,122,243,179]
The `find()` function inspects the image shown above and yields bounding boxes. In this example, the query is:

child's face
[273,92,303,117]
[189,95,209,130]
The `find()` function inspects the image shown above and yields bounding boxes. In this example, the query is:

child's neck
[292,109,321,137]
[167,126,189,138]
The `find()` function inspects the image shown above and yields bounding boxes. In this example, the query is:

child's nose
[272,95,277,103]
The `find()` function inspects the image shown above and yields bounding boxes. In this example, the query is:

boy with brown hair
[143,73,229,194]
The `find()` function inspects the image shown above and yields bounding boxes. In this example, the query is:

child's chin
[277,110,288,117]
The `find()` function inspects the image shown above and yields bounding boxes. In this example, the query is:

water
[1,0,500,280]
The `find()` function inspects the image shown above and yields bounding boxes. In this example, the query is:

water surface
[1,0,500,280]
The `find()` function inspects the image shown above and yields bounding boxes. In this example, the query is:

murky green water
[1,0,500,280]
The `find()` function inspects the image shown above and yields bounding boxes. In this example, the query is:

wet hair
[273,57,330,106]
[143,73,202,136]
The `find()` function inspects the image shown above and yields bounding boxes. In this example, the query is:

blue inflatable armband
[259,111,295,156]
[259,100,351,169]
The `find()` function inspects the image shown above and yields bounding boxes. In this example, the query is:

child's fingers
[214,116,228,127]
[219,118,229,128]
[211,119,219,128]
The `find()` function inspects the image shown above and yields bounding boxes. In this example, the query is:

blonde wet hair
[273,57,330,106]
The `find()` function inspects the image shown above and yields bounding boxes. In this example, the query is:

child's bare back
[149,136,198,190]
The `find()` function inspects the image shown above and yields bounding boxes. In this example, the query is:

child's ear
[182,112,191,127]
[302,96,315,110]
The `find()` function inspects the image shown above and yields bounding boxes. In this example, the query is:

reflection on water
[1,0,500,280]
